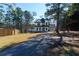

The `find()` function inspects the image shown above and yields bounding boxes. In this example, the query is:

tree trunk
[13,20,15,35]
[55,3,60,35]
[56,19,60,35]
[55,4,63,43]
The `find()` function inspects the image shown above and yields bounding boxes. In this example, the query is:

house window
[41,27,42,31]
[45,27,48,31]
[39,27,41,31]
[36,27,38,31]
[38,27,40,31]
[46,22,48,25]
[40,23,42,26]
[37,23,40,26]
[42,27,45,31]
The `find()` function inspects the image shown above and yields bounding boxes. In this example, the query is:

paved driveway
[0,34,61,56]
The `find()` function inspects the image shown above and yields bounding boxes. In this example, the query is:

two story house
[28,18,55,32]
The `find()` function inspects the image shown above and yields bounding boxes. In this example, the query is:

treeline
[0,3,34,33]
[0,3,79,33]
[45,3,79,34]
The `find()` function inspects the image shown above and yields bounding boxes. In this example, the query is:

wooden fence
[0,28,20,36]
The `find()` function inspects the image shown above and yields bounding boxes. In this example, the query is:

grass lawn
[0,33,41,50]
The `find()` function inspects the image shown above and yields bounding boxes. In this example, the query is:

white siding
[41,27,42,31]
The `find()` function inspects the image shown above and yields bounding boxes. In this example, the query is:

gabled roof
[34,18,50,23]
[34,19,41,23]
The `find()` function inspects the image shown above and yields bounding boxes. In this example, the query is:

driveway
[0,34,61,56]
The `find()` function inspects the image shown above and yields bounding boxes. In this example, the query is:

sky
[14,3,55,24]
[2,3,55,24]
[15,3,47,19]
